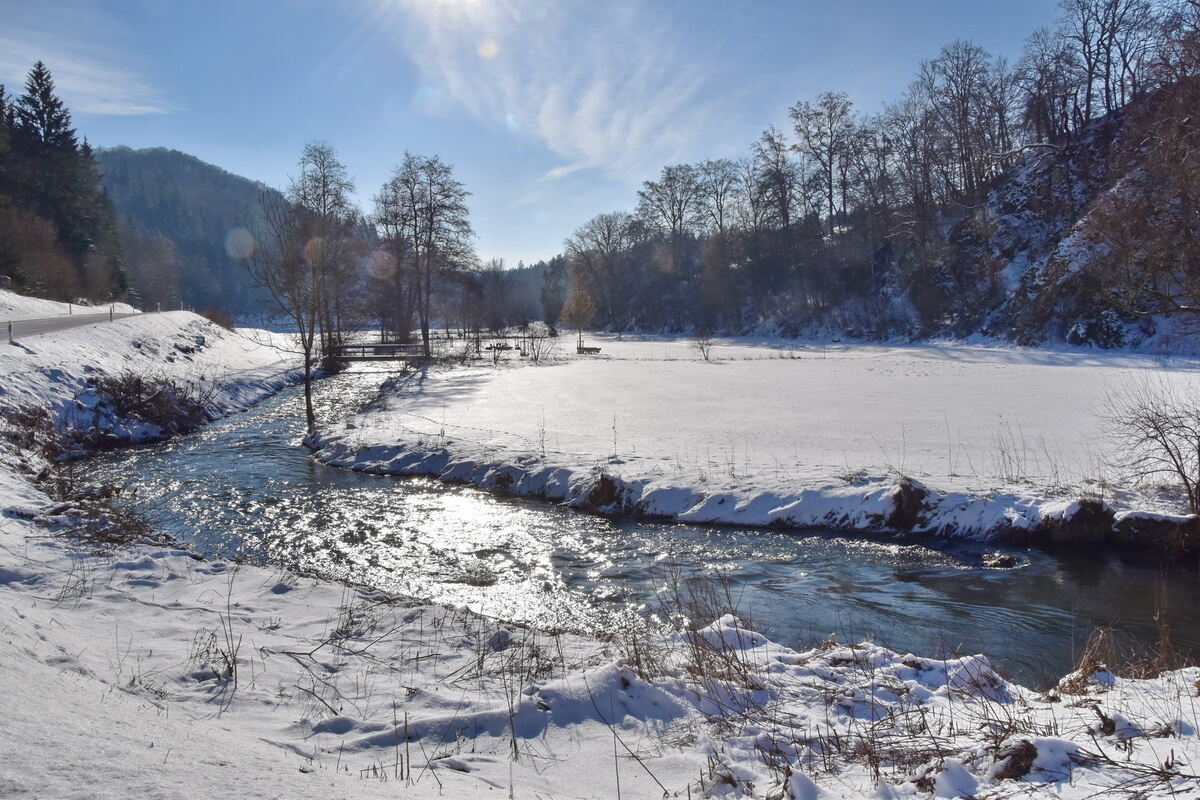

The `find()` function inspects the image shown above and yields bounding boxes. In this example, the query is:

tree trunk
[302,346,316,433]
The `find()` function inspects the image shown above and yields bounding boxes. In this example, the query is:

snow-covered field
[0,287,139,320]
[308,333,1200,545]
[2,314,1199,798]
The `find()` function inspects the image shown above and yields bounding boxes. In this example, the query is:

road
[4,312,141,340]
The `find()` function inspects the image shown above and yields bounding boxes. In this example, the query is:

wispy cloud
[385,0,737,184]
[0,21,170,116]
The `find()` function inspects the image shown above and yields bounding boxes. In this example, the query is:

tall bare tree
[373,166,419,342]
[564,211,639,326]
[377,153,476,357]
[790,92,855,236]
[246,190,321,431]
[287,142,360,362]
[636,163,703,240]
[696,158,742,236]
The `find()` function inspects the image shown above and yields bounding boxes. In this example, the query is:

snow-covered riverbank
[0,312,297,508]
[5,523,1200,799]
[2,317,1199,798]
[307,334,1200,549]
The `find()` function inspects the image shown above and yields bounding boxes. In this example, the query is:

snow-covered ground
[0,287,139,320]
[0,312,295,510]
[4,531,1199,799]
[2,313,1198,798]
[307,333,1200,545]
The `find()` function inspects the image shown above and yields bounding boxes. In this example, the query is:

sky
[0,0,1062,267]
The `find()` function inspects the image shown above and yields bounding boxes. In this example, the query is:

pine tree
[15,61,77,150]
[0,85,12,203]
[0,62,126,299]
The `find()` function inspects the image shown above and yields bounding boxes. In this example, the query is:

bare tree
[246,190,321,432]
[733,156,769,233]
[696,158,742,235]
[525,321,558,362]
[790,92,855,236]
[378,153,476,357]
[1017,25,1081,143]
[288,142,360,363]
[373,168,419,342]
[636,163,703,240]
[753,126,802,233]
[1104,377,1200,513]
[563,211,639,326]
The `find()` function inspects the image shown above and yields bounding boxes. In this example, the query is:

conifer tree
[0,62,126,299]
[15,61,77,150]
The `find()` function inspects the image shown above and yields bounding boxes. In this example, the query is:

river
[93,366,1200,687]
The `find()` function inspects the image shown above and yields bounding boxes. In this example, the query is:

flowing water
[93,366,1200,687]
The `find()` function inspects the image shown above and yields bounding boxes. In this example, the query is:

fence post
[7,321,11,342]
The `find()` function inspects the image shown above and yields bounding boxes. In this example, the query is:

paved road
[5,312,140,340]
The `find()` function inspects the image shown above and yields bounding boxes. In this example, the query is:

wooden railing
[333,342,427,361]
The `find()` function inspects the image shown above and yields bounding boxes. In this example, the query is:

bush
[201,306,236,330]
[91,372,214,437]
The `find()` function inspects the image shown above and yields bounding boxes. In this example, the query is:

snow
[0,287,139,320]
[1,307,1197,798]
[0,312,295,509]
[307,333,1200,544]
[5,532,1199,798]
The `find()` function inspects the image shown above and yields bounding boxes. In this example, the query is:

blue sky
[1,0,1061,267]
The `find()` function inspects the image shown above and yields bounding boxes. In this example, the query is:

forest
[0,62,125,302]
[3,0,1200,353]
[555,0,1200,347]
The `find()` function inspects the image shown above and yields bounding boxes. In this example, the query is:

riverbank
[5,513,1200,799]
[2,318,1199,798]
[0,312,298,506]
[306,335,1200,551]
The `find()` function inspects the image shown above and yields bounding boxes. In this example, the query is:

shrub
[201,306,236,330]
[91,372,215,437]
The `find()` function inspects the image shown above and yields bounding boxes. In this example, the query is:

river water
[93,366,1200,687]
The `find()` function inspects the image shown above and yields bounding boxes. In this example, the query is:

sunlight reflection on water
[94,366,1200,687]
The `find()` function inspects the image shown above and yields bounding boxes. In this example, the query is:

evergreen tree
[14,61,77,150]
[0,85,12,204]
[0,62,126,300]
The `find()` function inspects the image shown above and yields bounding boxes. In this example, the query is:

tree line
[556,0,1200,340]
[0,62,126,302]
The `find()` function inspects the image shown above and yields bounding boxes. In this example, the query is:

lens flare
[367,248,397,279]
[304,237,330,263]
[477,38,498,59]
[224,227,255,260]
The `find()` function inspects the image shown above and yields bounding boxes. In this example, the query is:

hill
[97,146,280,315]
